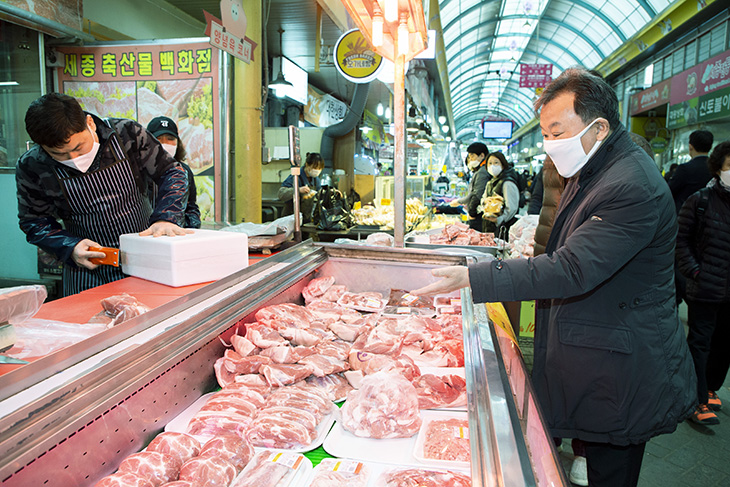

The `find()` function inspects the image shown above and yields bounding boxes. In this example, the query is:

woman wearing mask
[278,152,324,223]
[480,151,520,238]
[146,116,201,228]
[676,141,730,426]
[451,142,490,231]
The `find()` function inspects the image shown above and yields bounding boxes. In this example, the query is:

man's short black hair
[534,67,620,130]
[467,142,488,157]
[689,130,713,153]
[25,93,87,148]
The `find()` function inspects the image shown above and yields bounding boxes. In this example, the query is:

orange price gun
[89,246,120,267]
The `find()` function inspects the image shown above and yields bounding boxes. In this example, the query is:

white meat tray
[165,392,335,453]
[322,410,470,472]
[412,410,470,470]
[302,458,471,487]
[231,449,312,487]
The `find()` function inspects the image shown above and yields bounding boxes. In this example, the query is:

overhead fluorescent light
[0,81,19,86]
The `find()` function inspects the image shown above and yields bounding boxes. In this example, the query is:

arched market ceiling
[437,0,675,140]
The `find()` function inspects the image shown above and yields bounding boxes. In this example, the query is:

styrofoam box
[119,229,248,287]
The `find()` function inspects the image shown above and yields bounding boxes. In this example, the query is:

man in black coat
[413,68,696,487]
[668,130,713,214]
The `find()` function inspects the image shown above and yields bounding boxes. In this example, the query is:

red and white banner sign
[204,10,257,64]
[519,63,552,88]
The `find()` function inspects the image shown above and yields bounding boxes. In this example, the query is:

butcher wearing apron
[54,126,152,296]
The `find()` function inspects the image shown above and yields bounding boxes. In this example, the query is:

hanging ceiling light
[385,106,392,119]
[269,27,293,91]
[372,4,384,47]
[377,102,384,116]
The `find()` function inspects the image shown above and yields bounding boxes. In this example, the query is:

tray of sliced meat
[412,411,471,470]
[405,225,500,256]
[164,390,337,453]
[230,449,312,487]
[303,459,471,487]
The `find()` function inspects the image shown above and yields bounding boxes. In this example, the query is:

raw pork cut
[230,334,256,356]
[199,389,265,416]
[265,386,334,420]
[315,340,351,360]
[340,372,421,439]
[260,363,314,387]
[412,374,467,409]
[302,276,336,303]
[259,345,316,364]
[348,351,421,381]
[305,373,353,401]
[94,473,155,487]
[159,482,192,487]
[422,418,471,462]
[99,293,150,327]
[228,375,271,395]
[337,292,387,313]
[221,349,272,374]
[146,432,201,466]
[255,303,317,330]
[214,356,236,388]
[327,321,369,342]
[118,451,180,485]
[417,340,464,367]
[229,450,302,487]
[375,468,471,487]
[351,321,403,355]
[307,300,363,324]
[320,284,348,302]
[245,323,288,349]
[186,409,251,437]
[178,456,236,487]
[298,353,349,377]
[199,434,255,471]
[247,412,317,449]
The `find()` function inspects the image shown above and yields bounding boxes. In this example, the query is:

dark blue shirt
[282,171,321,191]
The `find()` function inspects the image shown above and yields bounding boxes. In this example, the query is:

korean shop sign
[334,29,383,83]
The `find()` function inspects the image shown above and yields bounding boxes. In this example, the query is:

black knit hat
[147,116,179,139]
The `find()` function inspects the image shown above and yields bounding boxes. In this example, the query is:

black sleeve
[467,169,488,218]
[675,192,700,279]
[182,163,201,229]
[527,169,544,215]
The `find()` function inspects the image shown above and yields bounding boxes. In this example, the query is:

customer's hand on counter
[411,266,470,296]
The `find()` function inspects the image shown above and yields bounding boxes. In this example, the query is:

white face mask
[162,143,177,157]
[55,125,99,173]
[720,169,730,189]
[487,165,503,177]
[542,119,602,178]
[308,169,322,178]
[467,160,480,170]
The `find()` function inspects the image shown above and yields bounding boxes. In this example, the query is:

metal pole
[393,52,407,248]
[289,126,302,242]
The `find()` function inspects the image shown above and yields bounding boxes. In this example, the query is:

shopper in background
[278,152,324,223]
[412,68,696,487]
[451,142,490,231]
[480,151,519,238]
[676,140,730,426]
[664,162,679,183]
[16,93,189,297]
[669,130,714,213]
[669,130,713,306]
[146,116,201,229]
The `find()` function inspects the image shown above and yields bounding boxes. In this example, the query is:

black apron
[54,125,152,296]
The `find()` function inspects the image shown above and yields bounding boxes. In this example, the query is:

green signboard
[666,97,698,129]
[698,85,730,123]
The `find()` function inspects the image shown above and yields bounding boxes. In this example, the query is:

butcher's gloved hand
[411,266,470,296]
[140,221,193,237]
[73,239,107,270]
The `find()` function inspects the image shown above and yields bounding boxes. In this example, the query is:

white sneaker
[569,456,588,486]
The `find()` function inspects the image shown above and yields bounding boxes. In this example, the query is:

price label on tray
[366,298,383,309]
[401,293,419,305]
[321,458,365,474]
[450,298,461,306]
[397,307,411,314]
[265,451,305,469]
[453,426,469,439]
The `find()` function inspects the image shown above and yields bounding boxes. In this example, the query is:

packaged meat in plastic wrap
[374,467,471,487]
[307,458,371,487]
[340,371,421,439]
[87,293,151,328]
[0,285,46,324]
[230,450,311,487]
[302,276,336,303]
[413,412,470,469]
[337,292,387,313]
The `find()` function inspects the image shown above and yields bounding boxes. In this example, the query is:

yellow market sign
[334,29,383,84]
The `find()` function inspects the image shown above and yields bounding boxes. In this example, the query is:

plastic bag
[0,285,47,324]
[7,319,107,359]
[87,293,151,328]
[340,371,422,438]
[508,214,538,259]
[312,187,352,231]
[365,232,394,247]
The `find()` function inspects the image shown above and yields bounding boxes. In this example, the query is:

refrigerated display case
[0,242,567,487]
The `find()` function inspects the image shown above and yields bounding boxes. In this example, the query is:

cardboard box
[119,229,248,287]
